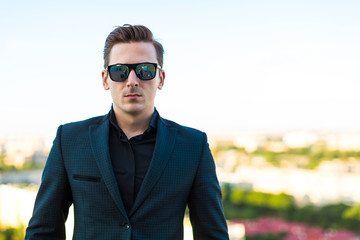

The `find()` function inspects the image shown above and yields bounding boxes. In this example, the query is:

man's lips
[125,93,142,99]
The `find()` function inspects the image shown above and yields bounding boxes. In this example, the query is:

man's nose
[126,70,139,87]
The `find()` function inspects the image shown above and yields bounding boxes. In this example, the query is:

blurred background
[1,0,360,239]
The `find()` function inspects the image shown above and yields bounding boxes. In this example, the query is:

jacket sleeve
[25,125,73,240]
[187,133,229,240]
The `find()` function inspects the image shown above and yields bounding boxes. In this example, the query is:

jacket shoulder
[160,117,206,140]
[60,114,107,134]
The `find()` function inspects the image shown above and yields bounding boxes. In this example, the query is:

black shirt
[108,107,158,214]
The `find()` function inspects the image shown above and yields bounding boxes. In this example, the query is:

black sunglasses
[106,62,162,82]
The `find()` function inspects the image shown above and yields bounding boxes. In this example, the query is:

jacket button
[125,224,130,230]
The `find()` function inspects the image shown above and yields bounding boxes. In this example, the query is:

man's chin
[119,104,148,115]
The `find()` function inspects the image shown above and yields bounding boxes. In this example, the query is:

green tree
[0,225,25,240]
[342,204,360,221]
[230,187,245,205]
[268,193,294,211]
[245,191,268,207]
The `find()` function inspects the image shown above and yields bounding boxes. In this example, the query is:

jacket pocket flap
[73,174,101,182]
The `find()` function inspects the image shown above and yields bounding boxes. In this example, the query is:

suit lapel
[89,117,128,220]
[130,117,177,216]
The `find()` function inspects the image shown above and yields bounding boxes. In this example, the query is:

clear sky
[1,0,359,137]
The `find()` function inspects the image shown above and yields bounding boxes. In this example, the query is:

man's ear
[102,70,110,90]
[158,70,165,90]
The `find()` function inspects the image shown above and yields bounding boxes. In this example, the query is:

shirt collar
[108,106,158,136]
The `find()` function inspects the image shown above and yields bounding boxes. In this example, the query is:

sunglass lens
[135,63,156,80]
[109,65,129,82]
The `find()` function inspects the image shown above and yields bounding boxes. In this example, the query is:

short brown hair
[103,24,164,69]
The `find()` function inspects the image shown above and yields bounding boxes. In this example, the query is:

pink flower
[229,217,359,240]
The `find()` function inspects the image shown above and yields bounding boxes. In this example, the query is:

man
[26,24,229,240]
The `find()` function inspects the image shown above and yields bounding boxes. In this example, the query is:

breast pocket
[72,174,101,182]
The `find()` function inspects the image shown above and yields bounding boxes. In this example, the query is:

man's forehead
[111,42,156,52]
[109,42,157,63]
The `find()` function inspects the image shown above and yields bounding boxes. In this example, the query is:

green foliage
[220,141,360,169]
[222,185,360,233]
[263,152,279,166]
[214,144,245,152]
[317,203,349,229]
[0,153,15,172]
[286,147,311,156]
[225,187,295,212]
[245,191,269,207]
[221,183,231,202]
[343,204,360,221]
[0,225,25,240]
[291,204,319,224]
[229,187,245,204]
[268,193,294,210]
[0,152,45,172]
[0,164,17,172]
[21,161,45,171]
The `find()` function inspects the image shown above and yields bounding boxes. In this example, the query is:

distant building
[326,133,360,150]
[0,136,51,167]
[283,131,318,148]
[318,159,360,174]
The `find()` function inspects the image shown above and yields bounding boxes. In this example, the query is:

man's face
[102,42,165,117]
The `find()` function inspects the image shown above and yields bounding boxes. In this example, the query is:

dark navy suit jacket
[26,113,229,239]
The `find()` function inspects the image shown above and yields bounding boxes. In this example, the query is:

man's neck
[113,108,154,139]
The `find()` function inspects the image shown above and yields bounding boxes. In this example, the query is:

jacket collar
[89,117,128,220]
[89,111,178,218]
[129,116,177,216]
